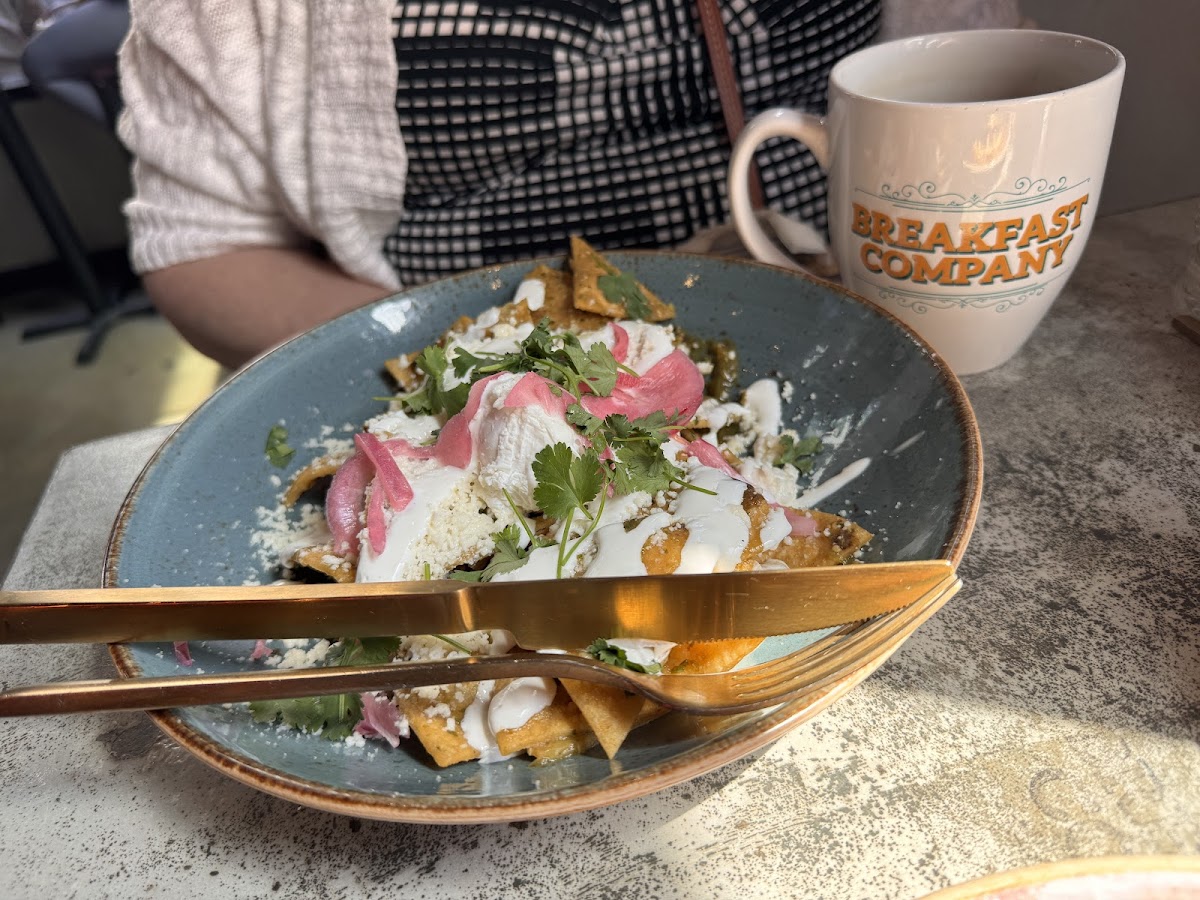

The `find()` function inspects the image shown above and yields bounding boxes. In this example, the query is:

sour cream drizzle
[794,457,872,509]
[488,677,557,733]
[674,467,753,573]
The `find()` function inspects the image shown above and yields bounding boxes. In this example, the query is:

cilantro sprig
[467,320,620,399]
[449,524,554,583]
[248,637,401,740]
[397,346,471,417]
[776,434,823,474]
[531,404,719,576]
[586,638,662,674]
[264,424,295,468]
[390,320,622,417]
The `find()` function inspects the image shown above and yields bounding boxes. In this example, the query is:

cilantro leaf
[559,333,591,376]
[401,346,471,417]
[581,341,618,396]
[606,410,674,443]
[521,320,558,358]
[250,693,363,739]
[450,346,497,379]
[586,638,662,675]
[612,440,684,496]
[249,693,362,740]
[776,434,823,474]
[327,636,401,668]
[566,403,603,436]
[532,443,604,522]
[597,271,653,320]
[448,524,553,583]
[396,385,434,415]
[249,636,400,741]
[264,424,295,468]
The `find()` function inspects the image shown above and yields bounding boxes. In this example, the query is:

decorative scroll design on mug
[861,177,1090,212]
[876,280,1055,314]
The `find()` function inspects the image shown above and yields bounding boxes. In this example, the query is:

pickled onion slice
[435,373,503,469]
[354,433,414,512]
[682,438,744,481]
[365,482,387,555]
[581,349,703,422]
[326,452,372,556]
[503,372,571,416]
[354,692,407,747]
[610,322,629,363]
[784,509,820,537]
[172,641,193,667]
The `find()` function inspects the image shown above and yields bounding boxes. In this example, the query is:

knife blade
[1,560,954,649]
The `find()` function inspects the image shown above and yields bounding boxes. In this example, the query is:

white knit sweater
[118,0,408,290]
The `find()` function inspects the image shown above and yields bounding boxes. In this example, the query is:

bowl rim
[103,250,983,822]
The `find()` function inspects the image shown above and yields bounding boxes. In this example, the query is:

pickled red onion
[784,509,820,537]
[581,349,703,422]
[354,692,407,747]
[503,372,571,416]
[435,373,503,469]
[610,322,629,363]
[682,438,744,481]
[326,452,372,556]
[354,433,414,512]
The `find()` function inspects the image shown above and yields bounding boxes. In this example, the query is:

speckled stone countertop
[4,199,1199,899]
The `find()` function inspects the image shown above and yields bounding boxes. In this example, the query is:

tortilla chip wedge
[494,682,590,757]
[396,684,482,768]
[569,235,675,321]
[559,680,646,759]
[765,510,872,568]
[290,546,355,583]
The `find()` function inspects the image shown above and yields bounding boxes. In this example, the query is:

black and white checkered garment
[384,0,880,284]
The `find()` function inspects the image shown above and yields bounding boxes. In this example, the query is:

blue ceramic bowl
[105,252,981,822]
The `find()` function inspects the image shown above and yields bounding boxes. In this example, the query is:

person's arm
[144,248,393,369]
[118,0,403,368]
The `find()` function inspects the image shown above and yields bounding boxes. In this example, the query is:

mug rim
[830,28,1125,109]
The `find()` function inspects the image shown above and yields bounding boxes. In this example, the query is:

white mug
[729,29,1125,374]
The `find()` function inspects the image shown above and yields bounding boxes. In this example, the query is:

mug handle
[729,108,830,271]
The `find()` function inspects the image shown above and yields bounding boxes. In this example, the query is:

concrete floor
[0,287,224,580]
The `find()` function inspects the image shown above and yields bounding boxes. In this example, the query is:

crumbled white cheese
[266,639,332,670]
[251,502,331,571]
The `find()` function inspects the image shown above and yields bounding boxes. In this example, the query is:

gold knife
[2,560,952,648]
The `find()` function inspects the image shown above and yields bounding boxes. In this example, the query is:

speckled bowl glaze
[105,252,982,823]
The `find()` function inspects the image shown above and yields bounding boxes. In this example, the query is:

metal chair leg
[0,87,112,323]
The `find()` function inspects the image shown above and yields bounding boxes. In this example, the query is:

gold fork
[0,573,959,717]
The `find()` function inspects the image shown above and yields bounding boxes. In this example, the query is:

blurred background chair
[0,0,141,363]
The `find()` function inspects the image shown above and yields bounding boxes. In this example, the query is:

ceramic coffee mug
[728,30,1125,374]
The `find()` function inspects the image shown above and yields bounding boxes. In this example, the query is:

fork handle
[0,653,632,717]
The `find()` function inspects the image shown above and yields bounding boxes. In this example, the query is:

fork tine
[729,572,955,690]
[730,576,961,704]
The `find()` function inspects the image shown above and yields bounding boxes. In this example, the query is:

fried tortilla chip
[282,455,345,507]
[494,683,590,757]
[289,546,356,583]
[569,235,675,321]
[396,684,481,768]
[640,524,687,574]
[736,488,780,570]
[559,680,645,759]
[383,354,422,392]
[764,510,872,568]
[664,637,764,676]
[500,264,610,332]
[527,732,599,763]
